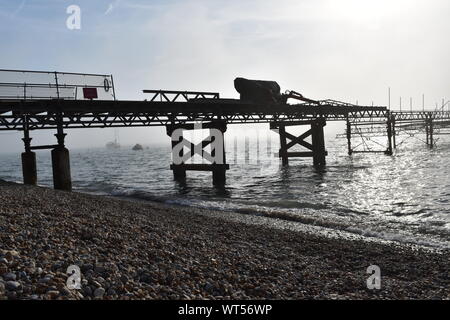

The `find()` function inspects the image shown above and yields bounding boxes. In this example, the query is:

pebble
[82,286,92,297]
[5,281,21,291]
[94,287,105,298]
[3,273,17,281]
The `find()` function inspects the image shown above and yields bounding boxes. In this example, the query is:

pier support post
[346,117,352,155]
[21,120,37,185]
[21,151,37,185]
[167,121,229,186]
[51,147,72,191]
[428,118,434,149]
[311,118,326,166]
[392,116,397,149]
[278,125,289,166]
[168,127,186,182]
[211,125,227,186]
[385,113,393,155]
[425,114,434,148]
[51,116,72,191]
[271,119,328,166]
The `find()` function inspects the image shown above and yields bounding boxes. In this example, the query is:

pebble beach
[0,179,449,300]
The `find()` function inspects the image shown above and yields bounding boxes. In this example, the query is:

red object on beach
[83,88,98,100]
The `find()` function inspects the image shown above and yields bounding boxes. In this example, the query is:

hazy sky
[0,0,449,153]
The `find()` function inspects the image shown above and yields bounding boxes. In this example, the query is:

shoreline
[0,179,449,300]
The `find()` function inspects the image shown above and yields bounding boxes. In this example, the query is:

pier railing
[0,69,116,101]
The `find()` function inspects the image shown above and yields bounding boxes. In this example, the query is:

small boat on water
[106,141,120,149]
[132,144,143,151]
[106,130,121,149]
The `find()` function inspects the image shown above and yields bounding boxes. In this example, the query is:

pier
[1,69,449,190]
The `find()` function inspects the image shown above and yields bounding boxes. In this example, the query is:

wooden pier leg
[52,118,72,191]
[212,169,226,186]
[311,119,326,166]
[171,139,186,181]
[21,151,37,185]
[385,114,393,155]
[212,124,227,186]
[167,126,186,181]
[51,146,72,191]
[429,119,434,149]
[278,125,289,166]
[346,118,352,155]
[391,116,397,149]
[425,120,429,146]
[21,122,37,185]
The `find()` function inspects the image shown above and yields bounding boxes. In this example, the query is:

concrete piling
[311,119,326,166]
[51,147,72,191]
[21,151,37,185]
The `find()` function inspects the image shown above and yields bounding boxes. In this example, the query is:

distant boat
[106,141,120,149]
[132,144,143,151]
[106,130,121,149]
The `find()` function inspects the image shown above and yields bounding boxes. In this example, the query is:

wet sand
[0,179,449,300]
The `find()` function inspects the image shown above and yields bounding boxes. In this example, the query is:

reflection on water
[0,136,449,249]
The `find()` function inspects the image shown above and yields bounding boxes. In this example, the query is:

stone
[94,287,105,298]
[39,276,52,284]
[47,290,60,299]
[5,281,21,291]
[59,286,71,296]
[81,264,93,273]
[82,285,92,297]
[0,258,8,265]
[3,273,17,281]
[5,250,20,261]
[107,288,117,296]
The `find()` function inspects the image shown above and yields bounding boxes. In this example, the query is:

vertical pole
[392,115,397,149]
[422,94,425,111]
[212,123,227,186]
[54,72,60,99]
[311,118,326,166]
[168,126,186,181]
[385,112,393,155]
[110,74,117,101]
[388,87,391,110]
[21,116,37,185]
[425,118,429,146]
[51,113,72,191]
[346,117,352,155]
[278,125,288,166]
[429,117,434,149]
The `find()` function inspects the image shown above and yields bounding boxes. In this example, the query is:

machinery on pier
[234,77,318,105]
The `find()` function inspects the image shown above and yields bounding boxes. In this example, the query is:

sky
[0,0,449,153]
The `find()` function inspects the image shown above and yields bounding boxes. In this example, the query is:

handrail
[0,69,116,101]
